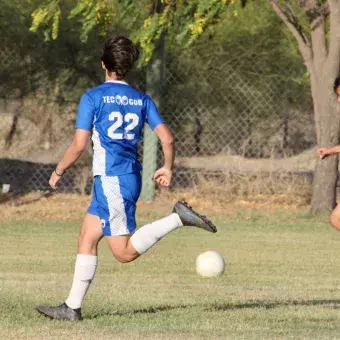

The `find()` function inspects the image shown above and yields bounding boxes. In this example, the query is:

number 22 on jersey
[108,111,139,140]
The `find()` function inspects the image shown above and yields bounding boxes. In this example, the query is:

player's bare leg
[35,214,103,320]
[330,204,340,230]
[77,213,104,255]
[106,235,139,263]
[106,201,217,262]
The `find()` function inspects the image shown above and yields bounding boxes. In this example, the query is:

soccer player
[35,36,217,321]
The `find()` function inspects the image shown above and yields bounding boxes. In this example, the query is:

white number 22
[108,112,139,140]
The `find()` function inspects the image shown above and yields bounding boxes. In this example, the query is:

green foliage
[68,0,120,41]
[0,0,104,102]
[169,0,309,105]
[29,0,239,64]
[30,0,61,41]
[161,0,312,157]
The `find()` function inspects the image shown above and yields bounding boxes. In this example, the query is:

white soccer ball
[196,251,225,277]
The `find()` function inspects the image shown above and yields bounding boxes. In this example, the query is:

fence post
[141,33,164,202]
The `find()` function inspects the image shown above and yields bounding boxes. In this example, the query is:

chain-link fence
[0,33,315,196]
[159,45,314,192]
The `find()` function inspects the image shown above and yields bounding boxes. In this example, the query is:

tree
[266,0,340,213]
[29,0,232,65]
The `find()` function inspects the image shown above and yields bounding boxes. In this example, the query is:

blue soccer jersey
[75,80,164,176]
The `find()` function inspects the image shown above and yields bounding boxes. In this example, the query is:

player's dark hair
[101,36,139,79]
[334,77,340,93]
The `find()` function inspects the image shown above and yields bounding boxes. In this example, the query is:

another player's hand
[317,148,331,159]
[153,167,172,187]
[49,170,63,190]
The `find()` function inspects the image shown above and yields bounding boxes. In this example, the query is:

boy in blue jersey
[35,36,217,321]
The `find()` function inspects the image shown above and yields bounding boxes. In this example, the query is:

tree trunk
[310,75,340,213]
[268,0,340,213]
[311,154,338,212]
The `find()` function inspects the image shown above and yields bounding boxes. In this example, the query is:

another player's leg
[330,204,340,230]
[36,213,104,321]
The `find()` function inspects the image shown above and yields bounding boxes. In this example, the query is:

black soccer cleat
[173,201,217,233]
[35,303,82,321]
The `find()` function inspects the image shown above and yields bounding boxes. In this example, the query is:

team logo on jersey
[103,95,142,106]
[121,96,129,105]
[115,95,122,105]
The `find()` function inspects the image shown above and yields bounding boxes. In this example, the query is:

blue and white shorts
[87,173,142,236]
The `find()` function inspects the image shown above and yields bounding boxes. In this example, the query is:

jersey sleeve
[75,92,95,131]
[144,95,164,130]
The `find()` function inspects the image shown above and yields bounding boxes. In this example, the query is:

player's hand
[317,148,331,159]
[153,167,172,187]
[49,170,63,190]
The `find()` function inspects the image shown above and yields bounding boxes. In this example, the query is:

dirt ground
[176,148,317,173]
[0,189,310,223]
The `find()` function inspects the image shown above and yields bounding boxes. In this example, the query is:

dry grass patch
[0,192,90,222]
[0,170,312,223]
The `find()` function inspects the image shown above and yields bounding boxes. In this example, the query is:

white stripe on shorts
[101,176,129,236]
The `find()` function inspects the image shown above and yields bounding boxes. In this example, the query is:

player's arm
[144,95,174,187]
[155,123,175,170]
[49,129,90,189]
[152,124,175,187]
[49,92,94,189]
[56,129,90,173]
[317,145,340,159]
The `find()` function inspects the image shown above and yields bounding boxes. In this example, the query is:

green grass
[1,208,340,339]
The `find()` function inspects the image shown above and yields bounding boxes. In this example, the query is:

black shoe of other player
[35,303,82,321]
[173,201,217,233]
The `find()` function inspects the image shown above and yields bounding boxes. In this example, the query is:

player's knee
[329,212,340,230]
[116,256,133,263]
[78,231,88,246]
[78,230,98,251]
[112,250,135,263]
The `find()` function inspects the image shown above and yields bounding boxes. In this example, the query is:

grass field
[1,197,340,339]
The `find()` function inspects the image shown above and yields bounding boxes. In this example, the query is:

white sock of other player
[65,254,98,310]
[130,213,183,254]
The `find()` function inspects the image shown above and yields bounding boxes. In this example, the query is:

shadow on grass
[208,299,340,311]
[89,305,190,319]
[89,299,340,319]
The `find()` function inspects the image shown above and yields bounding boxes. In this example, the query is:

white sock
[65,254,98,309]
[130,213,183,254]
